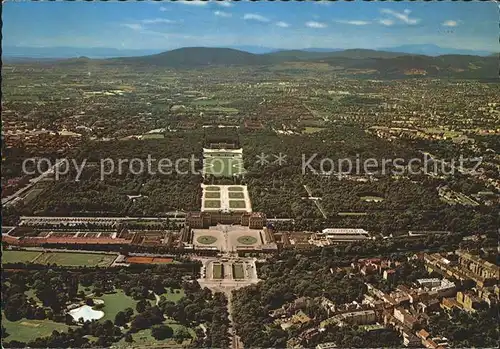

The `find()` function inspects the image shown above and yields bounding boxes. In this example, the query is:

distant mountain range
[2,46,161,60]
[112,47,276,67]
[378,44,494,57]
[5,46,498,79]
[3,44,495,59]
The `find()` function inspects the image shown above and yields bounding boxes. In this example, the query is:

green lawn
[229,200,246,209]
[78,284,93,293]
[203,200,221,209]
[213,264,224,279]
[2,313,71,343]
[141,134,165,140]
[227,186,244,192]
[204,186,220,191]
[24,288,44,305]
[302,127,325,134]
[158,289,185,303]
[237,236,257,245]
[96,289,141,323]
[166,320,197,338]
[205,192,221,199]
[203,157,245,177]
[232,264,245,279]
[34,252,116,267]
[2,250,42,264]
[228,192,244,199]
[196,235,218,245]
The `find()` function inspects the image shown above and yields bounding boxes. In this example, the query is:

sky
[3,0,498,51]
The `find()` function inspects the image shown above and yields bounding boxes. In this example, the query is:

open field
[2,313,71,343]
[213,263,224,279]
[33,252,116,267]
[2,250,42,263]
[97,289,140,323]
[203,156,245,177]
[232,263,245,280]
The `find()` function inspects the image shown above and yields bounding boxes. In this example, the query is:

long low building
[319,228,371,243]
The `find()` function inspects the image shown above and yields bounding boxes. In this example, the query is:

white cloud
[122,24,144,31]
[275,21,290,28]
[380,9,420,25]
[314,1,331,5]
[159,7,168,12]
[179,0,208,6]
[306,21,327,29]
[214,10,232,18]
[141,18,177,24]
[442,20,458,27]
[334,20,371,26]
[379,19,394,26]
[216,1,233,7]
[243,13,270,23]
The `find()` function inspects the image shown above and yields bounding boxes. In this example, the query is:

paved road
[227,291,244,349]
[197,257,259,349]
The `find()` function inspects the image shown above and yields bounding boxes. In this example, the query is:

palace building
[186,211,266,229]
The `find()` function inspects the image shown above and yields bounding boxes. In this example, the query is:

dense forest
[5,125,498,235]
[1,265,229,348]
